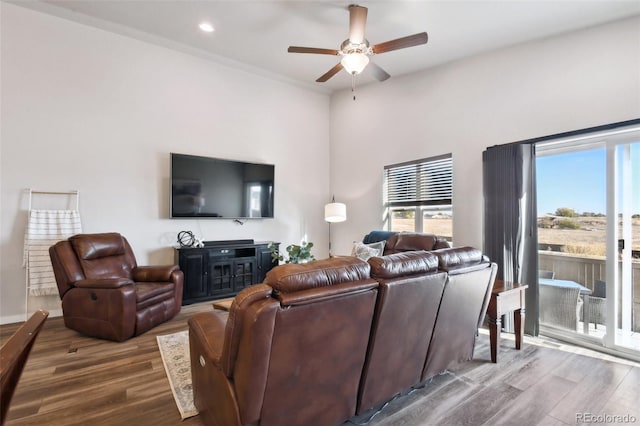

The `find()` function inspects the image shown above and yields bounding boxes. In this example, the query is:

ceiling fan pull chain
[351,72,357,101]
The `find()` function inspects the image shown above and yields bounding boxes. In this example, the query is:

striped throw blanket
[24,209,83,296]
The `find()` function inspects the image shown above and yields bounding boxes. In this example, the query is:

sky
[536,143,639,216]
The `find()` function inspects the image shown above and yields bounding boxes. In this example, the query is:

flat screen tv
[170,153,274,219]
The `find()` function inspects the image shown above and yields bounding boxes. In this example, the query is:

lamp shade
[340,53,369,75]
[324,202,347,223]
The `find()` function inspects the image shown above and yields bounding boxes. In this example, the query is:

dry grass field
[395,216,640,257]
[422,218,452,238]
[538,216,640,257]
[392,217,453,238]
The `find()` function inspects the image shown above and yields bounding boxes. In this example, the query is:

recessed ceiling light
[199,22,214,33]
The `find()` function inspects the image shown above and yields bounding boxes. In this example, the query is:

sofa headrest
[434,246,484,271]
[368,251,439,279]
[386,232,439,252]
[264,257,371,294]
[70,233,126,260]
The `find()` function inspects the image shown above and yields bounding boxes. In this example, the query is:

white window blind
[384,154,452,207]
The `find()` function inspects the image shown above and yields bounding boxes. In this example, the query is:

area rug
[156,330,198,419]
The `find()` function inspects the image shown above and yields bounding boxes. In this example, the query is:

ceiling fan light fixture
[341,52,369,75]
[198,22,214,33]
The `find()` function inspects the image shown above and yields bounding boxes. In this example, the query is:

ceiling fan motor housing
[340,39,372,56]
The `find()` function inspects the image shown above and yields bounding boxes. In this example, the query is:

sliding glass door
[536,125,639,360]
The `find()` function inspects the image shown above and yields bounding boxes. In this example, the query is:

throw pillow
[351,240,386,261]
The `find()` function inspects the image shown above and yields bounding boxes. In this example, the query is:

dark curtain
[483,143,539,336]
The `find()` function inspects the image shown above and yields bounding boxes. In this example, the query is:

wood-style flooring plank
[548,359,631,423]
[535,414,571,426]
[501,343,575,391]
[371,372,481,426]
[435,381,522,426]
[484,374,576,426]
[599,366,640,421]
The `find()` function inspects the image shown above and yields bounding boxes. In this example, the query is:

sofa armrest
[63,285,137,341]
[132,265,179,282]
[221,284,273,377]
[74,278,134,289]
[188,311,227,369]
[188,311,243,426]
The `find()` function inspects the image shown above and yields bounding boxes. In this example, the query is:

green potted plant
[269,241,315,264]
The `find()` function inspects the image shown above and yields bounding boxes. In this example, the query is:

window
[384,154,453,239]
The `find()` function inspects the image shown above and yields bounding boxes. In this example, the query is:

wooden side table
[212,298,234,312]
[487,279,528,363]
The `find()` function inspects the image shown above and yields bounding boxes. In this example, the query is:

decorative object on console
[177,230,204,248]
[325,196,347,256]
[270,241,315,264]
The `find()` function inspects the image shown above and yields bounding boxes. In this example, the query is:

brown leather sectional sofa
[188,244,497,426]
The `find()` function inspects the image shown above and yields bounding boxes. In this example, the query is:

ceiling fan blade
[372,32,428,54]
[368,62,391,81]
[348,5,368,44]
[316,63,344,83]
[288,46,339,55]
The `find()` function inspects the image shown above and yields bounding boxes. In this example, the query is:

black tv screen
[170,153,274,219]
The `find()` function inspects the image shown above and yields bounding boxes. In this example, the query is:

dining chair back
[589,279,607,328]
[539,284,581,331]
[0,310,48,425]
[539,270,555,279]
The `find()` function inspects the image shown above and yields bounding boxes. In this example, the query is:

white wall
[0,3,331,323]
[329,16,640,256]
[2,5,638,325]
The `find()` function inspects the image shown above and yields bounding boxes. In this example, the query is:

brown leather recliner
[358,251,448,414]
[49,232,183,342]
[422,246,498,380]
[188,257,378,426]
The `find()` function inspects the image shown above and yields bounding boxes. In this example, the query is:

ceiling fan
[288,4,428,85]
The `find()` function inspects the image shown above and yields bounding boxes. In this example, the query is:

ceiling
[15,1,640,93]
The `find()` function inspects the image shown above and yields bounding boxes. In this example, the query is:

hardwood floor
[2,303,639,426]
[1,304,207,426]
